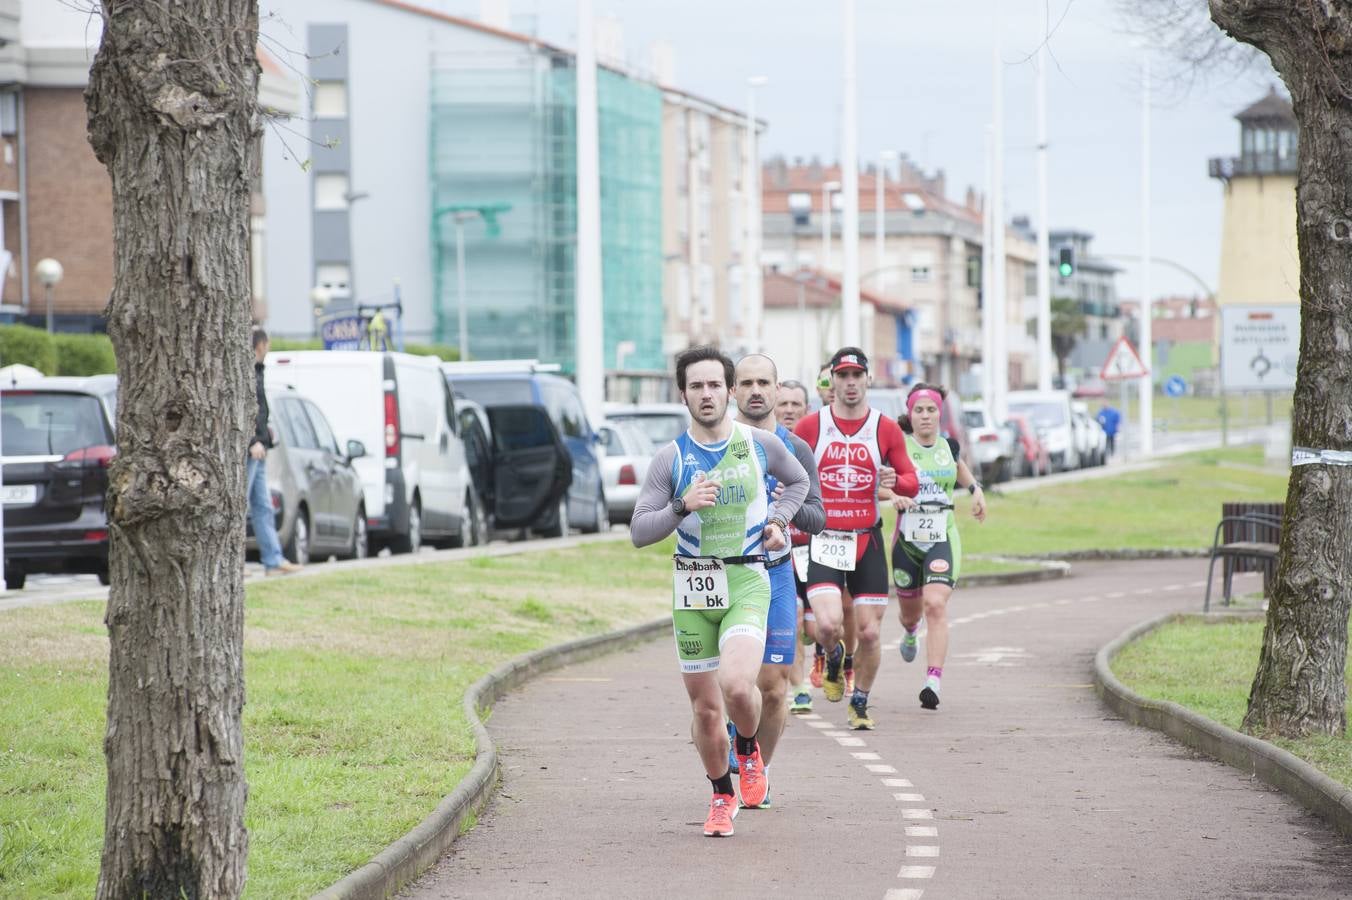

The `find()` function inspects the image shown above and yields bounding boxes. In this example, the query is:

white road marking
[1163,584,1183,592]
[906,846,940,857]
[1054,599,1073,605]
[806,721,831,729]
[902,808,934,819]
[837,737,867,747]
[884,890,925,900]
[893,793,926,802]
[1189,580,1208,588]
[1106,592,1125,599]
[866,764,898,774]
[898,866,936,879]
[852,752,882,760]
[797,713,821,720]
[882,778,914,787]
[823,730,849,737]
[906,826,939,837]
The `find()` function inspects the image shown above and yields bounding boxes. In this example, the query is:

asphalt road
[403,559,1352,900]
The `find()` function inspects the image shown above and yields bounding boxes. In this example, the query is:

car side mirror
[346,439,366,460]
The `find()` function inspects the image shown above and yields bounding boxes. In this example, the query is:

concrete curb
[1015,547,1209,562]
[1093,611,1352,842]
[964,556,1071,587]
[311,613,669,900]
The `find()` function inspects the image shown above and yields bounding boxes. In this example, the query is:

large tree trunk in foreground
[88,2,259,896]
[1210,0,1352,738]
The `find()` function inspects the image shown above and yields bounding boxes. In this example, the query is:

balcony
[1208,152,1298,180]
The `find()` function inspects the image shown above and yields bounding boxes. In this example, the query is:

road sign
[1164,375,1187,397]
[1220,305,1299,391]
[1100,336,1149,381]
[320,314,364,351]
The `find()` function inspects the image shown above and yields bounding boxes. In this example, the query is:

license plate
[673,557,730,611]
[810,530,857,571]
[902,510,948,544]
[0,484,36,505]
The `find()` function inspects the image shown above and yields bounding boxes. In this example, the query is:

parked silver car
[597,418,655,524]
[603,402,690,445]
[962,401,1018,484]
[247,387,369,564]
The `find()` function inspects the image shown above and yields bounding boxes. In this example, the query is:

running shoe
[843,662,856,697]
[920,678,941,710]
[900,631,919,663]
[822,645,845,702]
[810,650,825,689]
[735,743,769,808]
[847,699,875,730]
[703,793,738,836]
[726,720,739,773]
[789,687,813,714]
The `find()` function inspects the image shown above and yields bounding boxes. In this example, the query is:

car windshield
[1009,402,1066,428]
[962,410,985,428]
[448,377,533,407]
[2,392,110,456]
[613,413,687,445]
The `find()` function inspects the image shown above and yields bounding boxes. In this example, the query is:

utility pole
[575,0,604,426]
[1138,49,1154,456]
[982,126,994,403]
[744,76,768,352]
[840,0,861,347]
[990,24,1008,421]
[1035,1,1053,391]
[876,149,897,297]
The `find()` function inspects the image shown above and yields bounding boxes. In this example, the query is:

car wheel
[391,498,423,555]
[542,497,569,538]
[450,492,487,548]
[593,493,610,533]
[349,507,369,560]
[4,569,24,590]
[97,565,111,587]
[285,507,311,566]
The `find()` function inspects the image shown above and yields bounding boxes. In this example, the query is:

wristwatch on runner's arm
[671,496,687,516]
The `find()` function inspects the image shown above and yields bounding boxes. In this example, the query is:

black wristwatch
[671,496,687,516]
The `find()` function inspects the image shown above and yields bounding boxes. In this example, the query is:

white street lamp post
[1035,0,1053,391]
[840,0,861,348]
[821,180,840,273]
[875,150,898,297]
[745,75,768,352]
[35,258,63,335]
[453,212,475,361]
[1139,50,1154,456]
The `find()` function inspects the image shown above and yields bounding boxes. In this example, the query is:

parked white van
[265,350,474,553]
[1006,389,1079,472]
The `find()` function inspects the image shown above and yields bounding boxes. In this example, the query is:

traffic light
[1058,246,1075,278]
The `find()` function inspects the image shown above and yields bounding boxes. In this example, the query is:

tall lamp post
[433,203,511,361]
[35,258,63,334]
[744,75,768,352]
[875,150,898,296]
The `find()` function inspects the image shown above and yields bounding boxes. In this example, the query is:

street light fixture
[310,284,333,319]
[433,203,512,361]
[876,150,898,295]
[35,258,63,334]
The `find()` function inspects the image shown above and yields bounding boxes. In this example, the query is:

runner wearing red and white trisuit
[793,347,918,730]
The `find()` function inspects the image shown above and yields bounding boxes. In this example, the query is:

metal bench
[1203,503,1283,612]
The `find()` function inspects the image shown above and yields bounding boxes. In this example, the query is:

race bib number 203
[674,557,730,610]
[810,530,857,571]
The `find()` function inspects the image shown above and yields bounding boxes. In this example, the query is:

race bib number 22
[902,510,948,544]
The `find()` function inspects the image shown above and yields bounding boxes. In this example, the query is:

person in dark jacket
[249,328,300,574]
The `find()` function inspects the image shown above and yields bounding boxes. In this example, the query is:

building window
[0,94,16,136]
[314,174,349,210]
[1100,323,1109,340]
[316,263,351,300]
[911,266,932,283]
[968,254,982,288]
[789,192,811,227]
[313,81,348,118]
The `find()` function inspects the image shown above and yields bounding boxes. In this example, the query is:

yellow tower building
[1209,88,1299,307]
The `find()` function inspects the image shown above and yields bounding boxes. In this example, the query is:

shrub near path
[0,540,670,899]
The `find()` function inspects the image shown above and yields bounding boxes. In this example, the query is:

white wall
[260,0,519,340]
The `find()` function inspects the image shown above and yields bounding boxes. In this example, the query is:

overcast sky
[444,0,1281,303]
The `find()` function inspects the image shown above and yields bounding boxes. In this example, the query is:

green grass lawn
[0,539,672,899]
[1113,618,1352,789]
[960,445,1288,556]
[1111,391,1293,433]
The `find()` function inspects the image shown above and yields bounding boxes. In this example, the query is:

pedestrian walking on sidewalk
[248,328,300,576]
[629,346,809,836]
[891,383,986,710]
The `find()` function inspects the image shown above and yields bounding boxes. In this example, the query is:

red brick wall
[25,87,114,317]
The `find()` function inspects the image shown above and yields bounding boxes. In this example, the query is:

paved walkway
[404,560,1352,899]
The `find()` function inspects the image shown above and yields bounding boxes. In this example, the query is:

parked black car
[1,375,118,588]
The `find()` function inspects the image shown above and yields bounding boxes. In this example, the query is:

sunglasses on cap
[817,376,832,389]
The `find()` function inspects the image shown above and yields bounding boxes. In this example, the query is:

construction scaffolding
[429,50,662,374]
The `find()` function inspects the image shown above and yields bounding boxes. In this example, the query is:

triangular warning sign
[1100,336,1149,381]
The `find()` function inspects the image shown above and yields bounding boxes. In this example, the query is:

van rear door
[485,405,571,529]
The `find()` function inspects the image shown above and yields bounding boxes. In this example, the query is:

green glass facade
[430,52,663,374]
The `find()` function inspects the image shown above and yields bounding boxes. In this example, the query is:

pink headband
[906,389,944,414]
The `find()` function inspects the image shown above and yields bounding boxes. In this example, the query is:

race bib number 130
[674,557,730,610]
[810,531,858,571]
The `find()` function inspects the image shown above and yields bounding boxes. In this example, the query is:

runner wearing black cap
[792,347,919,729]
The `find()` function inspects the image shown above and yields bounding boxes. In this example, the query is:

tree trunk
[87,2,259,896]
[1210,0,1352,738]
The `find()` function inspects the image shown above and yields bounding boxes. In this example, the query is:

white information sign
[1221,305,1299,392]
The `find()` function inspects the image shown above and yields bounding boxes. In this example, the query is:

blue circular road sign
[1164,375,1187,398]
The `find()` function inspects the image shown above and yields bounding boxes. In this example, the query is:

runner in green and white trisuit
[889,382,986,711]
[630,346,809,837]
